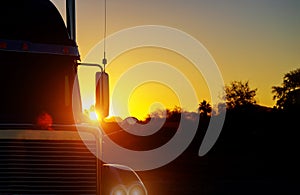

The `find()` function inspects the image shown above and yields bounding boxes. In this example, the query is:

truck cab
[0,1,147,194]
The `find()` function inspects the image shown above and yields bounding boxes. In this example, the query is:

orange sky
[51,0,300,120]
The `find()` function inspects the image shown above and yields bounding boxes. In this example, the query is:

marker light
[0,42,7,49]
[22,42,29,50]
[63,46,69,54]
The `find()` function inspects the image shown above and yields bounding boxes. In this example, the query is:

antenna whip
[102,0,107,72]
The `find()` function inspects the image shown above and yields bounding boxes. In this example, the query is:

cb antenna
[102,0,107,72]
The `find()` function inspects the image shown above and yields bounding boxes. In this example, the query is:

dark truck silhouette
[0,1,147,194]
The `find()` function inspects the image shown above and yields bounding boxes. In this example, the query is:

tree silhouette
[224,80,257,110]
[166,106,182,122]
[198,100,212,118]
[272,68,300,110]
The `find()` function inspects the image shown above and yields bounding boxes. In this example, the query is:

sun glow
[89,111,98,121]
[79,47,209,120]
[128,82,180,120]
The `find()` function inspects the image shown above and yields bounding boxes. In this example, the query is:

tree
[198,100,212,118]
[166,106,182,122]
[272,68,300,110]
[224,80,257,109]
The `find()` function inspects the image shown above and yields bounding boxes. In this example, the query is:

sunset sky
[51,0,300,120]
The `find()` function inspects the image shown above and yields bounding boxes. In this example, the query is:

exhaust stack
[66,0,76,41]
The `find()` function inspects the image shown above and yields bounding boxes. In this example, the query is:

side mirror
[95,71,109,119]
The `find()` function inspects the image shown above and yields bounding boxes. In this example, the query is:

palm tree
[198,100,212,118]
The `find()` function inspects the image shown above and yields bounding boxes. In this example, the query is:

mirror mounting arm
[77,63,104,72]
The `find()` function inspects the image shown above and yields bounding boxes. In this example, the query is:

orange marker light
[63,47,69,54]
[36,112,53,130]
[22,43,29,50]
[0,42,7,49]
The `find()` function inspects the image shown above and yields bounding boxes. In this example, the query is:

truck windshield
[0,51,77,125]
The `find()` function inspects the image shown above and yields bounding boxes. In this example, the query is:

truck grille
[0,130,98,195]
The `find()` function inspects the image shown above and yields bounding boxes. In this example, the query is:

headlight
[128,183,146,195]
[110,183,147,195]
[110,185,127,195]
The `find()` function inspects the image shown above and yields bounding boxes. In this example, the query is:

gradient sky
[51,0,300,120]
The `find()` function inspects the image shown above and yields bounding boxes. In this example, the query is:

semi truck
[0,0,147,194]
